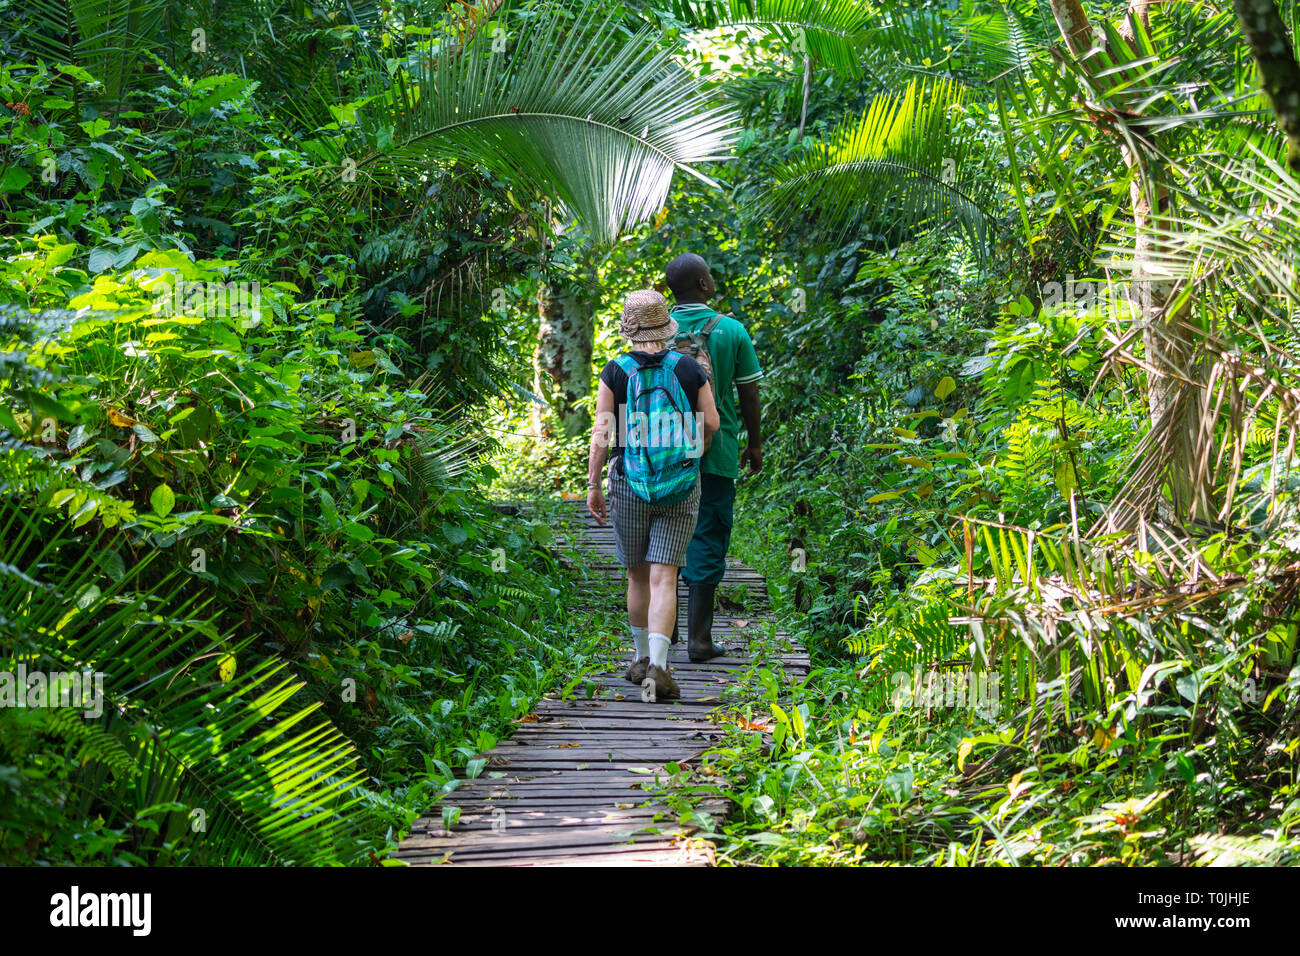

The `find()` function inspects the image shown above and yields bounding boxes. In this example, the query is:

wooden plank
[396,828,682,855]
[413,802,730,828]
[445,788,665,800]
[422,809,725,832]
[470,762,705,773]
[498,739,724,751]
[428,846,714,866]
[506,723,728,738]
[480,748,710,761]
[412,813,704,834]
[502,729,725,740]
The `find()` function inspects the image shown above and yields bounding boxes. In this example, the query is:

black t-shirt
[599,350,707,462]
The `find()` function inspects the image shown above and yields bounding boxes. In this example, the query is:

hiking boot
[645,663,680,701]
[687,582,727,663]
[624,656,649,685]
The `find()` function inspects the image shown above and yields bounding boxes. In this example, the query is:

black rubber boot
[687,582,727,663]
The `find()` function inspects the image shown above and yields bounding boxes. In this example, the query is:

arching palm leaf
[0,498,374,865]
[670,0,875,77]
[759,77,996,254]
[12,0,169,109]
[338,4,739,246]
[670,0,1056,83]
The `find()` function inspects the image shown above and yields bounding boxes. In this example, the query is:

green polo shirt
[670,302,763,479]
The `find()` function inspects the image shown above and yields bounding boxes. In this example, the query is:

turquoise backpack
[615,351,701,504]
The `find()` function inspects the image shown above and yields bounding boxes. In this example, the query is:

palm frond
[758,76,996,255]
[670,0,1057,84]
[336,4,739,246]
[670,0,874,77]
[1191,833,1300,866]
[12,0,170,110]
[0,502,375,865]
[858,1,1052,86]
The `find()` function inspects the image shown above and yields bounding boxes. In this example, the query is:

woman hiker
[586,289,720,701]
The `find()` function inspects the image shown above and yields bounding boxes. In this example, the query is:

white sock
[630,624,649,661]
[648,633,670,670]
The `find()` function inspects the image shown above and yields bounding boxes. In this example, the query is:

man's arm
[737,380,762,475]
[730,319,764,476]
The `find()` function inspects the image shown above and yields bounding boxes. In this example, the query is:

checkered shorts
[608,458,701,569]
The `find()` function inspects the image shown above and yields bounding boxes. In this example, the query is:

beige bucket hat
[619,289,679,344]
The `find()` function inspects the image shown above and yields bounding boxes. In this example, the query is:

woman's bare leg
[626,563,650,628]
[647,563,680,638]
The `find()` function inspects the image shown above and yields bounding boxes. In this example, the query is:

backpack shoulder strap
[701,315,723,337]
[661,350,682,371]
[614,353,640,376]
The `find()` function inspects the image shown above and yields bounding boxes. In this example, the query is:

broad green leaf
[0,167,33,194]
[26,390,74,422]
[218,653,237,682]
[151,483,176,517]
[344,521,375,542]
[1054,459,1076,497]
[88,246,118,274]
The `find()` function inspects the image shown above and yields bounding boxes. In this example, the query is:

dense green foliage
[497,0,1300,866]
[4,0,1300,867]
[0,0,672,865]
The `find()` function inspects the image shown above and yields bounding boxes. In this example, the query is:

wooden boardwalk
[394,500,807,866]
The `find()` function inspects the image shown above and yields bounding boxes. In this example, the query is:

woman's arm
[587,379,616,524]
[697,380,720,453]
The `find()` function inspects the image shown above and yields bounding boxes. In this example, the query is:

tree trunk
[1233,0,1300,173]
[1048,0,1094,55]
[533,269,597,439]
[798,55,812,138]
[1047,0,1211,523]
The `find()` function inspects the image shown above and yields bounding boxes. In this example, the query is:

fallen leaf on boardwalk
[576,763,588,770]
[613,694,625,701]
[518,713,540,722]
[489,755,510,766]
[697,696,720,702]
[554,743,581,749]
[732,619,750,628]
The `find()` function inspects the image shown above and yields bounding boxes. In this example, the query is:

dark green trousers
[682,473,736,587]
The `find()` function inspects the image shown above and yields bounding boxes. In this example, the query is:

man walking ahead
[665,253,764,662]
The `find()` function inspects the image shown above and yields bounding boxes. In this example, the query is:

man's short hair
[665,253,711,299]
